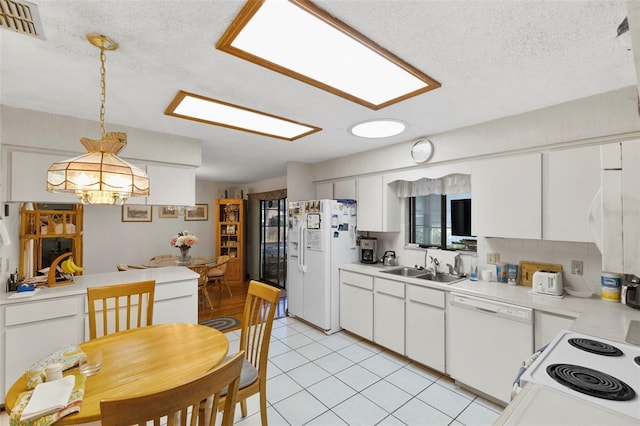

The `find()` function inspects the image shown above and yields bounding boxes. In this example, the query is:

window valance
[393,174,471,197]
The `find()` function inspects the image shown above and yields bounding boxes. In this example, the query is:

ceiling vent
[0,0,44,39]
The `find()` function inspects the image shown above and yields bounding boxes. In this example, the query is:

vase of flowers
[170,230,198,265]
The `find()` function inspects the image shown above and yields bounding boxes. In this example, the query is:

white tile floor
[0,316,504,426]
[227,316,503,426]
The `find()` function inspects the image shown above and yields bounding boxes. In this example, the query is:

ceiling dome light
[350,120,407,138]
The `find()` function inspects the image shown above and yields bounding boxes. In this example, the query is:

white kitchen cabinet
[340,270,373,340]
[5,149,196,206]
[406,284,446,372]
[315,182,333,200]
[356,175,400,232]
[622,141,640,277]
[542,146,600,242]
[7,150,82,202]
[534,311,576,349]
[144,163,196,206]
[1,295,84,405]
[333,179,356,200]
[600,140,640,276]
[472,153,542,239]
[373,278,405,354]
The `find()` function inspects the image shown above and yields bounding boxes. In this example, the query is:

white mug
[45,362,64,381]
[481,269,495,281]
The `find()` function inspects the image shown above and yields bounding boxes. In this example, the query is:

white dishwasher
[446,292,533,405]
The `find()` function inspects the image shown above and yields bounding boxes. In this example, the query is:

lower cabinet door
[406,299,445,372]
[374,291,405,354]
[340,282,373,340]
[4,316,79,403]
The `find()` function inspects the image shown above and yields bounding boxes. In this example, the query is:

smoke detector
[0,0,45,39]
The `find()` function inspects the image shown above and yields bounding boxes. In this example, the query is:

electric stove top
[521,330,640,419]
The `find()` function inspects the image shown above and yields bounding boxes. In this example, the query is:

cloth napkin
[10,374,86,426]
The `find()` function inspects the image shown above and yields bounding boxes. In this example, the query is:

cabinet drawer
[407,285,445,308]
[375,278,405,298]
[5,297,79,326]
[341,271,373,290]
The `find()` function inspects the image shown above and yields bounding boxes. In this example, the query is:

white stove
[521,330,640,420]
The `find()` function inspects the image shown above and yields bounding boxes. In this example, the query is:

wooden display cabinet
[215,199,244,285]
[19,203,83,279]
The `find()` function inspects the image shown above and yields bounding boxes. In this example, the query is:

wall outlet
[487,253,500,264]
[571,260,583,275]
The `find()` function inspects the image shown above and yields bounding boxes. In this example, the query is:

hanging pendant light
[46,34,150,205]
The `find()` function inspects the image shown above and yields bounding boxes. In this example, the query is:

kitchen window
[409,193,474,249]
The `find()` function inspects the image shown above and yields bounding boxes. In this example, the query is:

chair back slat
[87,280,155,340]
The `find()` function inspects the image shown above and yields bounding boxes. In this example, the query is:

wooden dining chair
[100,351,244,426]
[216,280,281,426]
[189,264,214,310]
[207,255,232,298]
[86,280,156,339]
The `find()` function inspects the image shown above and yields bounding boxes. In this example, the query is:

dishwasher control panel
[450,293,533,323]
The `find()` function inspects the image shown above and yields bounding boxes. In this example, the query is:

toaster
[532,270,563,296]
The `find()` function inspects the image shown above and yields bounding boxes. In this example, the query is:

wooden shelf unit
[20,203,84,279]
[215,199,244,285]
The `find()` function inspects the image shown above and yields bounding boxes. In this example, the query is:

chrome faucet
[428,256,439,273]
[446,263,456,275]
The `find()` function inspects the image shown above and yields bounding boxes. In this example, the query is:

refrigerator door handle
[299,219,307,273]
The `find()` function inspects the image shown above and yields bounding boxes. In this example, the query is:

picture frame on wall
[122,205,153,222]
[158,206,179,219]
[185,204,208,221]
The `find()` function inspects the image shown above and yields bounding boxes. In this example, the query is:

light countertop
[340,262,640,344]
[0,267,198,306]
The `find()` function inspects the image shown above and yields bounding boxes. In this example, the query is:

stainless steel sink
[380,267,426,277]
[417,272,466,284]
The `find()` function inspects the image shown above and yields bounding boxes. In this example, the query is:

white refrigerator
[287,199,357,334]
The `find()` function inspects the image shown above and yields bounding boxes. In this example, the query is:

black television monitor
[451,198,472,237]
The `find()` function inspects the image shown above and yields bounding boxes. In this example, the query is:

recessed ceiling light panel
[350,119,406,138]
[217,0,441,110]
[164,91,321,141]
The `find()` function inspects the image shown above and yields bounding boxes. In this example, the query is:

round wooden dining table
[5,323,229,425]
[144,256,214,267]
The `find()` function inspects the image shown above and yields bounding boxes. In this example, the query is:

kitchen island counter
[0,267,198,405]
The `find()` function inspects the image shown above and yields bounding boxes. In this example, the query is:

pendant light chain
[99,45,107,142]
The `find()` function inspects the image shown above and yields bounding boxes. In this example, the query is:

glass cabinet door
[259,198,287,288]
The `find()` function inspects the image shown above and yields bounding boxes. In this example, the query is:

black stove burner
[547,364,636,401]
[568,337,623,357]
[635,356,640,367]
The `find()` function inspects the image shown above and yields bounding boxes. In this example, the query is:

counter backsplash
[370,233,603,296]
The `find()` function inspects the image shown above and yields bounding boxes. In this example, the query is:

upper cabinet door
[472,153,542,239]
[542,145,600,242]
[333,179,356,200]
[144,164,196,206]
[356,175,400,232]
[8,151,80,202]
[622,140,640,276]
[315,182,333,200]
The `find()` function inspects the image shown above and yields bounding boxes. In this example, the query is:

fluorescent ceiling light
[217,0,441,110]
[350,120,406,138]
[164,91,321,141]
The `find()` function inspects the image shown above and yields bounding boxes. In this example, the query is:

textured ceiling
[0,0,636,183]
